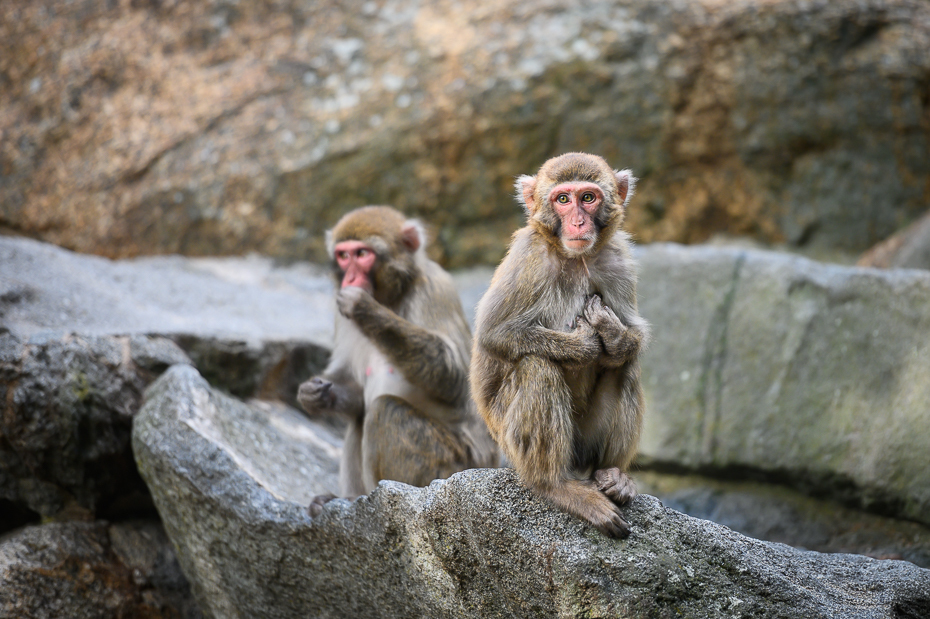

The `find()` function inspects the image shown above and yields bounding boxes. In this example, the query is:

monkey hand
[583,294,626,334]
[566,316,602,365]
[297,377,335,414]
[583,295,640,365]
[336,286,373,319]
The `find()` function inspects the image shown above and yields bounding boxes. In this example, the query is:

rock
[636,244,930,525]
[171,335,329,410]
[0,331,190,522]
[0,519,201,619]
[858,210,930,271]
[133,364,930,619]
[0,236,333,346]
[636,471,930,569]
[0,235,332,408]
[2,0,929,267]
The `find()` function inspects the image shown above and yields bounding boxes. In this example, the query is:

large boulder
[636,244,930,526]
[0,330,190,523]
[2,0,928,267]
[133,364,930,619]
[636,471,930,568]
[0,236,331,407]
[0,519,201,619]
[0,236,333,346]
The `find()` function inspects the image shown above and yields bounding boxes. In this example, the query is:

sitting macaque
[470,153,650,538]
[298,206,498,514]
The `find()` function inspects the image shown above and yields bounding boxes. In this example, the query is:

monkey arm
[477,316,601,364]
[342,289,469,406]
[596,326,643,368]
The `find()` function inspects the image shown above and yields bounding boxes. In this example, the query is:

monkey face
[334,240,377,293]
[547,181,605,252]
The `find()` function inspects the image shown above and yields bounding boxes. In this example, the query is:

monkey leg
[361,395,472,490]
[498,356,631,538]
[577,368,645,508]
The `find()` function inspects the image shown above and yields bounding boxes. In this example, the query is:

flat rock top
[0,236,334,346]
[0,235,496,344]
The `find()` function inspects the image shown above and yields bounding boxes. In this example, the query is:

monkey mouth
[563,238,594,250]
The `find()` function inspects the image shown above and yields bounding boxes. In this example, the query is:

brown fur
[300,206,498,512]
[471,153,649,538]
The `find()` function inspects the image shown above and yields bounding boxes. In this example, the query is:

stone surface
[637,472,930,569]
[133,364,930,619]
[0,330,190,522]
[858,210,930,271]
[0,519,201,619]
[0,236,333,347]
[2,0,929,267]
[636,244,930,525]
[0,235,333,408]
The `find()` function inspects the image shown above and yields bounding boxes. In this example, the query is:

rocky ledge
[134,364,930,619]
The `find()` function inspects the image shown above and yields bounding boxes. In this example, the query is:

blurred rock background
[2,0,930,616]
[2,0,928,267]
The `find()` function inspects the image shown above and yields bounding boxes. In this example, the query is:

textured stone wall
[2,0,928,267]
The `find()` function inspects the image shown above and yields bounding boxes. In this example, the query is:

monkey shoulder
[405,260,471,336]
[493,230,559,294]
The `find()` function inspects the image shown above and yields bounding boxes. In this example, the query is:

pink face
[334,240,377,292]
[548,181,604,252]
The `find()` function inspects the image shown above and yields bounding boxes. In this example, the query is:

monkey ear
[614,169,637,207]
[515,175,538,215]
[401,220,424,253]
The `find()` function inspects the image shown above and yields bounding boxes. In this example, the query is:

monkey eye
[336,251,349,261]
[357,248,370,258]
[581,192,596,203]
[556,194,570,204]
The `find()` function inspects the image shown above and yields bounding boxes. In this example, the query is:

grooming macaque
[470,153,649,538]
[298,206,497,515]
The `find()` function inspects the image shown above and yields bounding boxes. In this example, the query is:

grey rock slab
[133,364,930,619]
[0,235,334,347]
[0,330,190,521]
[636,243,930,525]
[637,471,930,569]
[0,519,201,619]
[0,234,333,404]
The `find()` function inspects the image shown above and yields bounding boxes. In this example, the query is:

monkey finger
[336,286,364,317]
[583,297,605,325]
[595,468,638,506]
[600,513,631,539]
[297,378,335,410]
[313,377,333,395]
[308,493,338,517]
[602,304,621,324]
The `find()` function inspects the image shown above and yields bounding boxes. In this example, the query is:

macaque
[470,153,649,538]
[298,206,498,515]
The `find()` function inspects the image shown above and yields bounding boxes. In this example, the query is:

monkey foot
[308,493,338,517]
[589,505,631,539]
[594,468,637,506]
